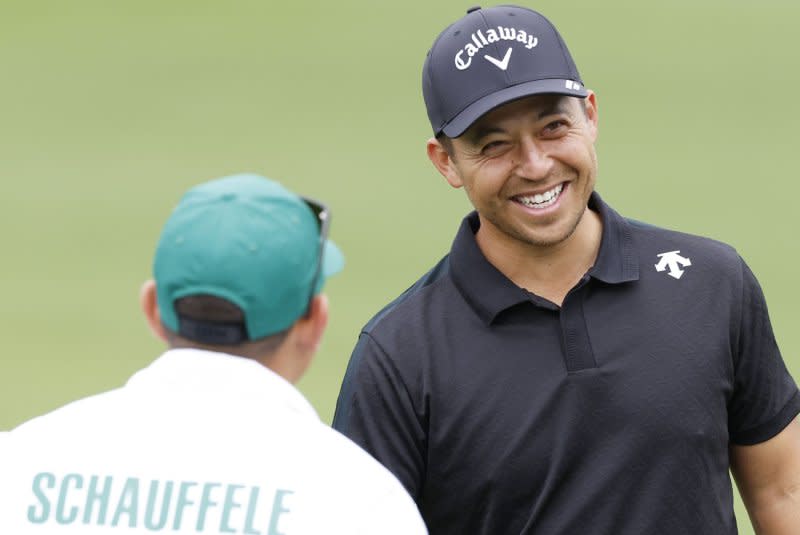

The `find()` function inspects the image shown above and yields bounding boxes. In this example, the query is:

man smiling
[333,5,800,534]
[434,94,601,305]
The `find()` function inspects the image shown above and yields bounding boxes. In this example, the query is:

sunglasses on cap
[301,196,331,315]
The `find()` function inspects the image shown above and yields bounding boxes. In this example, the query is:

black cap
[422,5,588,138]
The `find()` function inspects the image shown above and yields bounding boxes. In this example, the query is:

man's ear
[583,90,599,142]
[427,137,464,189]
[139,279,168,342]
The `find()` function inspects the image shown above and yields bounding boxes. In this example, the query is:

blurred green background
[1,1,796,532]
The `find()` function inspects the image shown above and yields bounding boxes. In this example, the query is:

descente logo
[455,27,539,70]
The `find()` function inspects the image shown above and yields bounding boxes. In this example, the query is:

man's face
[434,93,599,252]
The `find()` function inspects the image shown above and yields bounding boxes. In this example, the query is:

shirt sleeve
[728,257,800,445]
[333,332,427,501]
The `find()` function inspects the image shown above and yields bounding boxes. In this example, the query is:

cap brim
[322,240,345,278]
[442,79,589,138]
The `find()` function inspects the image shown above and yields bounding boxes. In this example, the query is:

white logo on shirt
[655,250,692,279]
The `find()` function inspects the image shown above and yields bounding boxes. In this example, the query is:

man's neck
[475,208,603,306]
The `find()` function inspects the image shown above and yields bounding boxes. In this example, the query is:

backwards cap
[154,173,344,344]
[423,4,588,138]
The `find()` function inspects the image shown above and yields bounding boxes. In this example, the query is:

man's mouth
[514,183,564,209]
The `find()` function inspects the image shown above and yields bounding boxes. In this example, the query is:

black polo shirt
[333,193,800,535]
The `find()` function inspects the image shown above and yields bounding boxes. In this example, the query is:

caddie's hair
[163,294,290,359]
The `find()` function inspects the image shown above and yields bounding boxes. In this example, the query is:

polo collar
[449,191,639,324]
[125,348,319,420]
[586,193,639,284]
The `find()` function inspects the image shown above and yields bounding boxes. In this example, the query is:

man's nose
[514,137,553,180]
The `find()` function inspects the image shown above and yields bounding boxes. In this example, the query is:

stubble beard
[500,202,588,249]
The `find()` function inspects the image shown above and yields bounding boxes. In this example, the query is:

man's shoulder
[626,217,742,264]
[9,387,128,439]
[362,254,454,336]
[618,216,752,294]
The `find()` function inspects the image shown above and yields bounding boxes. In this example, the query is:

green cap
[153,173,344,342]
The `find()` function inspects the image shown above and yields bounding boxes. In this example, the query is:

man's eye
[481,140,508,154]
[543,120,567,134]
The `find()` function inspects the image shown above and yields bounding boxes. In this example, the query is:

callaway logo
[654,250,692,279]
[454,26,538,71]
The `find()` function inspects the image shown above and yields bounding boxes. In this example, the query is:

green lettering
[220,484,244,533]
[243,486,262,535]
[144,480,173,531]
[83,475,112,525]
[111,477,139,528]
[196,482,221,531]
[268,490,293,535]
[173,481,197,530]
[27,472,56,523]
[56,473,83,524]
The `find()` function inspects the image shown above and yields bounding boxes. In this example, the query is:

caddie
[0,174,428,534]
[333,5,800,534]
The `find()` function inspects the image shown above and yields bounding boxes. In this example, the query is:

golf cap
[153,173,344,344]
[423,4,588,138]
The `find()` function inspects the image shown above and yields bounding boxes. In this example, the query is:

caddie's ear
[427,137,464,189]
[295,294,329,357]
[271,294,329,384]
[139,279,168,343]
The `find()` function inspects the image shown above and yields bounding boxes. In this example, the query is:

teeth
[517,184,563,209]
